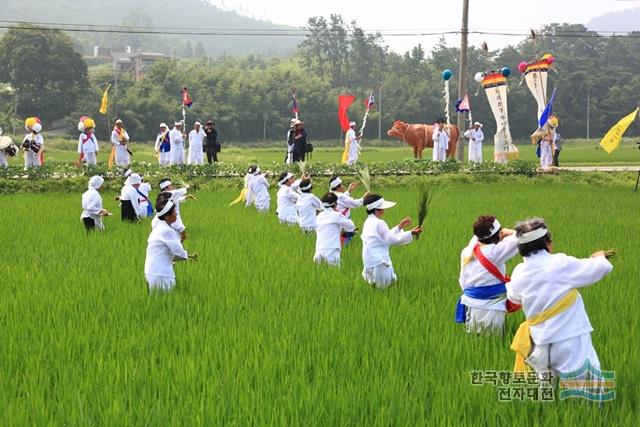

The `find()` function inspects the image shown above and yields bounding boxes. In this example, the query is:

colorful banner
[99,84,111,115]
[482,72,519,163]
[524,59,551,122]
[599,108,639,154]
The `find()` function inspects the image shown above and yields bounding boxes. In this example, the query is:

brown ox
[387,120,459,159]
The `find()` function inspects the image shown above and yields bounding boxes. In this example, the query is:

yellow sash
[510,288,578,373]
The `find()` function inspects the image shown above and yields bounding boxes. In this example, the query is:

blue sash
[135,188,154,217]
[159,134,170,152]
[455,283,507,323]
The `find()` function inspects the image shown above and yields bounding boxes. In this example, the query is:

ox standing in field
[387,120,459,159]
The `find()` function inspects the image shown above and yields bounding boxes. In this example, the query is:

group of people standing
[241,167,422,289]
[154,120,220,166]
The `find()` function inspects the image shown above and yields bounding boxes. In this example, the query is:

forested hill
[588,7,640,33]
[0,0,302,57]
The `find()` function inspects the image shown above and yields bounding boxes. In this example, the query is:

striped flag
[365,92,375,110]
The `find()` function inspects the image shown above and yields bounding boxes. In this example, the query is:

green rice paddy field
[0,176,638,425]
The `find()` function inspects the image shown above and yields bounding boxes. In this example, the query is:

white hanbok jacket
[144,220,188,280]
[506,251,613,345]
[249,174,270,212]
[80,188,105,229]
[361,215,413,269]
[315,209,355,252]
[297,193,323,230]
[169,127,185,164]
[244,173,255,207]
[332,190,363,218]
[120,184,146,218]
[277,179,301,224]
[459,235,519,311]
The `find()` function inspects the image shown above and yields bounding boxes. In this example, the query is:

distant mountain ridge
[587,7,640,33]
[0,0,302,57]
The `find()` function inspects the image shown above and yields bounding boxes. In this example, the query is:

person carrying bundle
[110,119,131,167]
[360,194,422,289]
[314,192,356,266]
[154,123,171,166]
[506,218,613,377]
[456,215,520,334]
[22,117,44,169]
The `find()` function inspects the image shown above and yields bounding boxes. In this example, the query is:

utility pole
[586,88,591,140]
[378,86,382,140]
[456,0,470,162]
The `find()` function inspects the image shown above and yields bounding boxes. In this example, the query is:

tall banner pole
[456,0,469,162]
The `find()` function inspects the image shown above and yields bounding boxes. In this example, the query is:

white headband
[123,168,132,178]
[253,167,261,175]
[518,227,549,244]
[322,201,336,208]
[330,177,342,189]
[477,219,501,239]
[366,198,385,210]
[159,180,172,190]
[300,182,312,191]
[278,172,294,185]
[157,200,174,217]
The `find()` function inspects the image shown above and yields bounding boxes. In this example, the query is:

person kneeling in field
[506,218,613,377]
[144,196,196,292]
[276,171,303,226]
[248,165,270,213]
[151,178,195,242]
[361,194,422,289]
[314,192,355,266]
[456,215,521,334]
[80,175,111,231]
[296,179,323,233]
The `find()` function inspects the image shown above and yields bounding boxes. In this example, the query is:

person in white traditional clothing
[361,194,422,289]
[464,122,484,163]
[169,122,186,165]
[506,217,613,377]
[144,196,196,292]
[152,178,196,241]
[296,179,323,233]
[244,166,257,208]
[432,119,449,162]
[77,118,99,165]
[456,215,520,335]
[120,173,146,222]
[346,121,362,165]
[22,117,44,169]
[539,133,554,169]
[248,166,270,213]
[276,171,303,225]
[80,175,111,231]
[329,175,369,245]
[154,123,171,166]
[187,121,205,165]
[110,119,131,167]
[314,192,356,266]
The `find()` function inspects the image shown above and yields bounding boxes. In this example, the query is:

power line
[1,22,640,38]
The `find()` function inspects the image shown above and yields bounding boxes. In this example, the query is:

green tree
[0,25,89,122]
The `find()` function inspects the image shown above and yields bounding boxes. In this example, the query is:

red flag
[338,95,356,132]
[182,86,193,108]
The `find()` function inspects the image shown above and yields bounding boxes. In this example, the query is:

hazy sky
[210,0,639,53]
